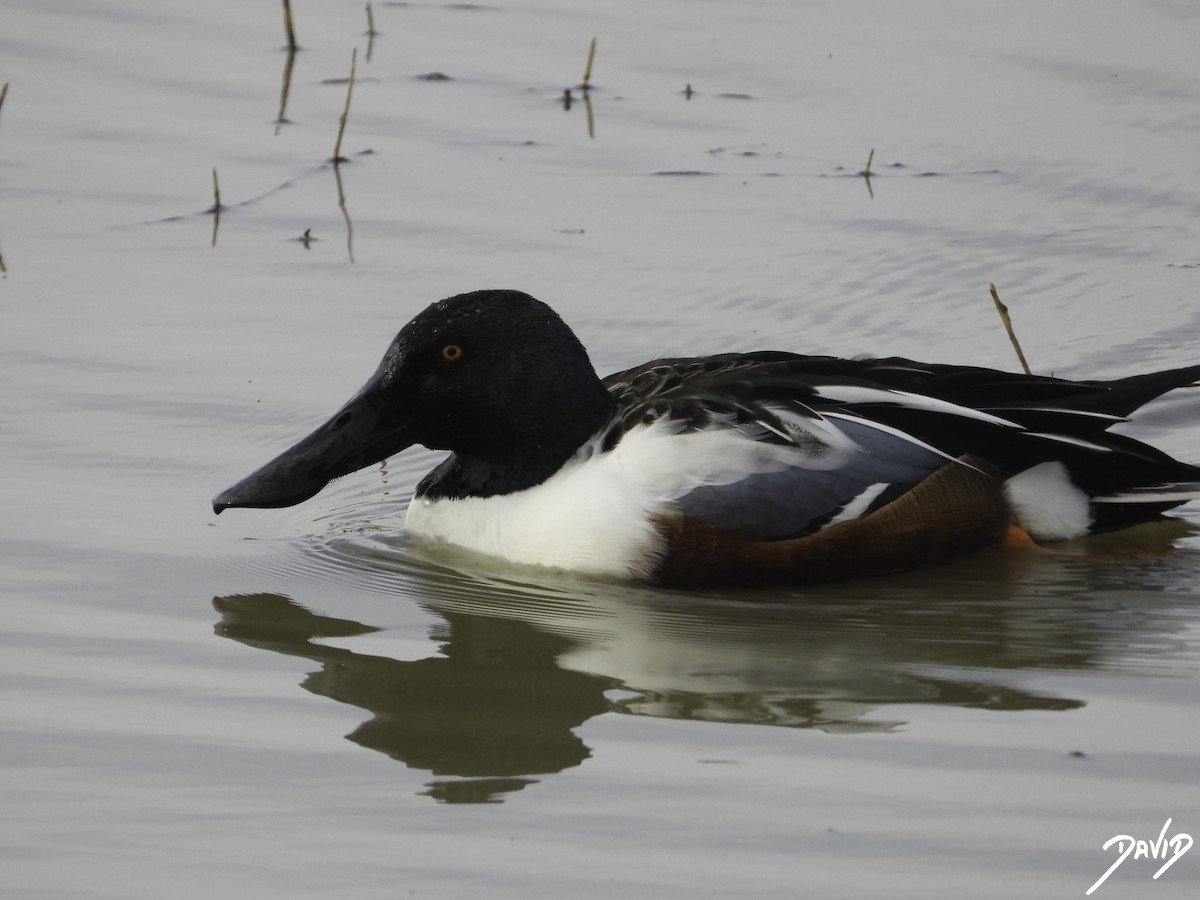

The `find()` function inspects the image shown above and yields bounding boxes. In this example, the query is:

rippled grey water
[3,0,1200,897]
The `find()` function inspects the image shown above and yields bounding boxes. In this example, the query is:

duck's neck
[416,375,616,500]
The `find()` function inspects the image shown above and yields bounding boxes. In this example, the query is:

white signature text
[1086,818,1192,895]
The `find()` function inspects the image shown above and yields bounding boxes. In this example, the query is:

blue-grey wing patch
[673,414,954,539]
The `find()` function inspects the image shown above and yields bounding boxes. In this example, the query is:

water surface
[3,1,1199,897]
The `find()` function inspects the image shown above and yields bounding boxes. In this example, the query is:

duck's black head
[213,290,616,512]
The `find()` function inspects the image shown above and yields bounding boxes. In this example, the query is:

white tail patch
[1003,461,1092,540]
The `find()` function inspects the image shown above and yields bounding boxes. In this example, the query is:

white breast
[404,418,815,579]
[404,470,664,580]
[404,439,665,580]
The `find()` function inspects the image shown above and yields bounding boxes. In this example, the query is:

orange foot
[1002,525,1038,549]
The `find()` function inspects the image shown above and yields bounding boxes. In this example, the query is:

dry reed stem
[582,37,597,90]
[282,0,298,51]
[333,48,358,163]
[210,167,222,247]
[989,283,1032,375]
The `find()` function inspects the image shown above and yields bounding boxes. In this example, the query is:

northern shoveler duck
[214,289,1200,587]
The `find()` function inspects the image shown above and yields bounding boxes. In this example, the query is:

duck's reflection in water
[215,592,608,803]
[214,521,1200,802]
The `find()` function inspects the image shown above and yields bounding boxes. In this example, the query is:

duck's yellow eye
[440,344,463,362]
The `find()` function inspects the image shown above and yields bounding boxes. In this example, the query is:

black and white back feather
[599,353,1200,540]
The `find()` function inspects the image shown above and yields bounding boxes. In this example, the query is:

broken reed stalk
[859,147,876,198]
[211,166,221,211]
[581,37,597,90]
[333,48,358,163]
[989,283,1032,375]
[282,0,298,52]
[210,167,222,247]
[276,45,297,126]
[364,3,378,61]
